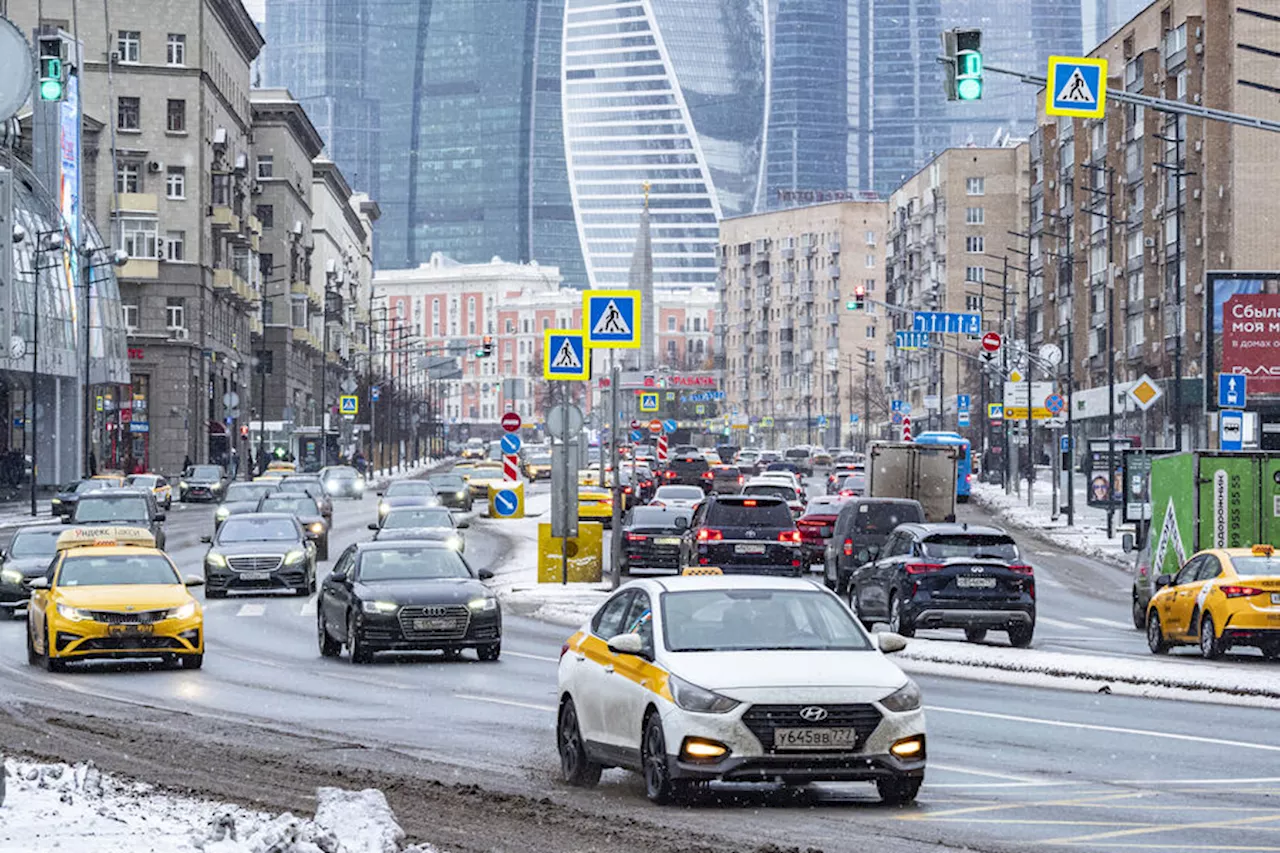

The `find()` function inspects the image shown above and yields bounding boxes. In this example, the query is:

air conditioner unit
[1195,140,1202,152]
[1194,43,1203,55]
[212,127,227,148]
[234,153,248,173]
[1149,297,1160,308]
[291,220,303,236]
[251,184,263,195]
[147,160,162,173]
[1192,188,1201,200]
[1195,236,1202,247]
[170,327,190,341]
[325,258,338,274]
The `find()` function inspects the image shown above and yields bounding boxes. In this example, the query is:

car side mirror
[675,516,689,530]
[820,526,832,538]
[184,575,204,587]
[368,522,380,531]
[1121,533,1134,553]
[28,577,49,590]
[61,516,72,525]
[200,535,212,544]
[478,568,494,581]
[877,632,908,653]
[606,632,646,657]
[1155,574,1174,588]
[456,520,471,529]
[329,569,348,584]
[155,513,166,522]
[375,491,384,497]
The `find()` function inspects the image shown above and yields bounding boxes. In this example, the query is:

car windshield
[385,481,437,497]
[784,449,809,460]
[9,529,63,558]
[530,455,552,465]
[655,486,703,501]
[323,467,358,479]
[662,589,873,652]
[357,548,471,581]
[1229,556,1280,576]
[73,480,111,494]
[428,475,466,491]
[224,483,274,502]
[706,500,793,527]
[189,466,222,480]
[260,496,319,515]
[743,484,796,501]
[630,507,687,528]
[75,496,150,522]
[382,508,454,530]
[852,503,920,534]
[281,478,321,490]
[57,554,180,587]
[125,476,158,488]
[922,534,1019,560]
[218,517,299,543]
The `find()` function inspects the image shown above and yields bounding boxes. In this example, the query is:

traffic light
[479,335,494,358]
[239,424,250,440]
[849,284,867,311]
[37,36,66,102]
[942,28,983,102]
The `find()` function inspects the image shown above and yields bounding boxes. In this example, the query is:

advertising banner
[1206,271,1280,410]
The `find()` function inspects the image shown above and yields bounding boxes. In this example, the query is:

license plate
[240,571,270,581]
[957,576,997,589]
[736,544,766,554]
[656,537,681,546]
[1272,593,1280,605]
[107,624,153,636]
[773,727,856,751]
[414,617,454,631]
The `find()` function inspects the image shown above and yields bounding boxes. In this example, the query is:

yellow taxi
[25,527,205,671]
[577,487,614,528]
[523,453,553,481]
[91,472,127,487]
[124,473,173,510]
[453,461,478,482]
[266,460,297,474]
[578,465,613,487]
[1147,544,1280,659]
[467,461,507,496]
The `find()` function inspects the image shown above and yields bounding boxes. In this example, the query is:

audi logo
[421,606,449,616]
[798,706,829,723]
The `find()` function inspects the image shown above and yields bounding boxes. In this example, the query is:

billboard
[1205,271,1280,411]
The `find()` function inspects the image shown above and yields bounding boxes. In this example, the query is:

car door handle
[574,653,585,662]
[604,665,615,674]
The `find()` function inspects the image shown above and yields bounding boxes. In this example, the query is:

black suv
[663,453,712,490]
[67,490,167,550]
[823,498,925,595]
[848,523,1035,647]
[679,494,802,576]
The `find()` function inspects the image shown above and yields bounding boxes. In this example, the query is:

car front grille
[227,555,284,572]
[87,609,169,625]
[79,636,184,651]
[397,604,470,641]
[741,704,883,752]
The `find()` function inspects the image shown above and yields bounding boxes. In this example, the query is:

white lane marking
[1034,551,1058,557]
[929,762,1041,783]
[503,650,560,663]
[299,597,318,617]
[927,705,1280,753]
[454,693,556,713]
[1082,617,1134,630]
[1037,616,1087,631]
[236,603,266,617]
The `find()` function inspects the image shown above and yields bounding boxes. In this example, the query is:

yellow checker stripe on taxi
[571,631,673,702]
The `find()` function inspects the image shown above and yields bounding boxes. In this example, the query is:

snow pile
[0,758,441,853]
[971,479,1130,568]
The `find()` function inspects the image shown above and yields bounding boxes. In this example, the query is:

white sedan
[649,485,705,511]
[556,576,926,804]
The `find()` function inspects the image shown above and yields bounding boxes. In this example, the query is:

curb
[969,487,1131,570]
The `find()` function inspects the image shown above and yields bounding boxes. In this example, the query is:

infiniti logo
[970,567,985,573]
[799,706,828,723]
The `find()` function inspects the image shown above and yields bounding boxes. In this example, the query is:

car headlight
[325,482,339,494]
[215,507,230,519]
[446,536,464,551]
[56,603,92,622]
[378,502,390,515]
[179,481,189,490]
[51,498,62,505]
[1,568,24,585]
[284,549,306,565]
[167,601,198,620]
[205,552,227,568]
[362,600,399,614]
[881,680,922,713]
[668,674,739,714]
[455,491,466,499]
[211,482,223,491]
[354,480,365,491]
[467,596,497,612]
[309,522,326,535]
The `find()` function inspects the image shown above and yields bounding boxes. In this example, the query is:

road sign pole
[610,356,621,589]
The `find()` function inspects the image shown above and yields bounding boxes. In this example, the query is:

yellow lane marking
[900,791,1146,821]
[1047,845,1280,851]
[1038,812,1280,846]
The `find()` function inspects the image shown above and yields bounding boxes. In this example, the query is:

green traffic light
[39,79,63,101]
[957,78,983,100]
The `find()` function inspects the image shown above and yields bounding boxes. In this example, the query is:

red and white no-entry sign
[981,332,1002,353]
[648,419,663,434]
[901,416,913,442]
[500,411,522,432]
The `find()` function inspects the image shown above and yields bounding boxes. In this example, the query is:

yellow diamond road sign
[1128,374,1162,411]
[1009,369,1023,383]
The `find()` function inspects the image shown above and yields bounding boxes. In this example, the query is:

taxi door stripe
[578,633,673,701]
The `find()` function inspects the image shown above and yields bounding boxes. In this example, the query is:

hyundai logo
[799,706,828,723]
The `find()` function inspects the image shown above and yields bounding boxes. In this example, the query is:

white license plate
[956,576,997,588]
[414,617,454,631]
[735,544,766,554]
[774,727,856,751]
[239,571,270,581]
[1272,593,1280,605]
[656,537,681,546]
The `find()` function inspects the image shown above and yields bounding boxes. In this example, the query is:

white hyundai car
[555,575,926,804]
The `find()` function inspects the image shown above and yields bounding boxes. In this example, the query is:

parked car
[679,493,802,576]
[616,506,690,575]
[824,498,926,596]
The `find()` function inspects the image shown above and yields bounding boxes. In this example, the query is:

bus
[913,431,971,501]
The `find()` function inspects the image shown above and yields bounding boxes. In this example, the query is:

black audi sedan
[257,493,330,559]
[0,525,63,618]
[616,506,689,575]
[317,540,500,663]
[201,513,317,597]
[370,506,468,551]
[50,479,117,519]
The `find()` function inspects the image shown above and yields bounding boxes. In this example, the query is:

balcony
[291,280,309,296]
[249,315,264,337]
[827,313,840,326]
[293,327,319,351]
[827,263,841,279]
[782,247,795,260]
[827,287,842,301]
[118,257,158,280]
[114,192,158,214]
[211,204,240,231]
[829,239,841,254]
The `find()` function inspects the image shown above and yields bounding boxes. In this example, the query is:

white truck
[867,441,960,523]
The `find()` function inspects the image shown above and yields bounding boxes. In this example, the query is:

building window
[965,266,985,283]
[667,316,676,331]
[117,96,140,130]
[165,230,185,261]
[256,204,273,228]
[864,254,875,269]
[865,230,876,246]
[864,278,875,293]
[165,297,186,330]
[965,235,984,253]
[966,295,982,312]
[118,217,157,258]
[257,156,274,179]
[865,326,877,339]
[166,33,185,65]
[165,166,185,199]
[117,31,140,63]
[122,303,139,331]
[966,177,985,195]
[965,207,985,225]
[115,162,140,194]
[291,299,307,328]
[166,99,186,132]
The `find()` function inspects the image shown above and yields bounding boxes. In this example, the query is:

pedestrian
[182,454,193,473]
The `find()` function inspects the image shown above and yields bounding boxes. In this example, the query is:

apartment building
[719,201,887,448]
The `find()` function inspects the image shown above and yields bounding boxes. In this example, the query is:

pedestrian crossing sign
[339,395,358,416]
[639,393,659,412]
[583,289,641,349]
[543,329,590,381]
[1046,56,1107,119]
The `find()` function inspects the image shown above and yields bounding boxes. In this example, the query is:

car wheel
[642,711,686,805]
[348,614,372,664]
[557,697,602,787]
[877,775,923,806]
[318,614,341,657]
[1007,623,1034,648]
[477,642,501,662]
[964,628,988,643]
[1199,614,1224,659]
[180,654,203,670]
[1261,642,1280,661]
[1147,613,1169,654]
[888,593,915,638]
[43,621,65,672]
[1131,592,1146,629]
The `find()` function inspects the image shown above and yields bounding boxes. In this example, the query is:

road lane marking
[236,604,266,617]
[1036,616,1087,631]
[299,598,317,617]
[1044,845,1280,851]
[1082,617,1134,630]
[929,763,1041,783]
[1037,811,1280,846]
[454,693,555,713]
[503,650,560,663]
[927,706,1280,753]
[900,791,1145,821]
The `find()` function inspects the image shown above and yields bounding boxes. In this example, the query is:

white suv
[555,575,926,804]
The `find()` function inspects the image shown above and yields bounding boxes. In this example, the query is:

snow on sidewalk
[0,758,441,853]
[971,476,1131,568]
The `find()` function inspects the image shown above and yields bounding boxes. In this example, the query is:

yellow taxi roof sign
[681,566,723,576]
[1252,544,1275,557]
[266,461,296,472]
[56,526,157,551]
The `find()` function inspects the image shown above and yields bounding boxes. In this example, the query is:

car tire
[1131,591,1146,630]
[876,774,923,806]
[43,621,65,672]
[888,593,915,638]
[180,654,203,670]
[1199,614,1224,660]
[1147,612,1170,654]
[1261,642,1280,661]
[318,614,341,658]
[348,614,372,664]
[641,711,685,805]
[477,642,501,662]
[557,697,602,788]
[318,540,329,561]
[964,628,988,643]
[1007,623,1034,648]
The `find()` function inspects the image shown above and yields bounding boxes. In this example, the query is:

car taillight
[701,471,714,480]
[696,528,723,541]
[842,538,853,557]
[642,480,652,488]
[664,471,677,479]
[778,530,801,544]
[966,474,973,483]
[626,533,648,542]
[1009,564,1034,575]
[839,489,854,497]
[1221,585,1265,598]
[623,486,633,494]
[743,499,757,507]
[737,476,744,485]
[904,563,945,575]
